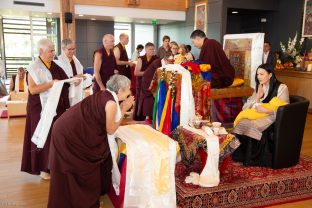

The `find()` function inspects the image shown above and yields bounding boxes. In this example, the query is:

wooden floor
[0,116,311,208]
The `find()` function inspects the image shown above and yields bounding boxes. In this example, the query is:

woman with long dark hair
[232,63,289,167]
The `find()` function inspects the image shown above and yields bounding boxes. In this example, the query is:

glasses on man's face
[66,48,76,51]
[172,47,178,50]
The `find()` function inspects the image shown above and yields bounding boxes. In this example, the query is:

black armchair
[232,95,309,169]
[272,95,310,169]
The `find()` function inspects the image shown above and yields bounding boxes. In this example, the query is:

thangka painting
[302,0,312,37]
[194,1,208,34]
[223,33,264,88]
[224,39,252,81]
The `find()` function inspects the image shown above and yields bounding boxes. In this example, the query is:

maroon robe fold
[199,38,235,88]
[70,59,78,76]
[48,91,114,208]
[133,54,158,121]
[115,42,131,79]
[21,61,70,175]
[137,58,161,118]
[93,47,117,93]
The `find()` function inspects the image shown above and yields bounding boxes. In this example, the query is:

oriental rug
[176,155,312,207]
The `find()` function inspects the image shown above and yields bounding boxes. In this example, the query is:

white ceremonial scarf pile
[116,124,177,208]
[54,54,85,106]
[14,74,28,93]
[160,64,195,126]
[31,77,78,148]
[183,125,220,187]
[106,89,122,195]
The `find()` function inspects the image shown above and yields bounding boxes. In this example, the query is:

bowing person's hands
[121,96,134,112]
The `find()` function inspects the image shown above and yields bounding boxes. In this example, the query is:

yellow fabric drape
[159,88,171,132]
[234,97,287,127]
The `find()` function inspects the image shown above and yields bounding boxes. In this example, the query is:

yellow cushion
[230,78,245,87]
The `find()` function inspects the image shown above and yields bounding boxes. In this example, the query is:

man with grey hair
[114,33,134,79]
[21,38,70,180]
[48,74,134,207]
[93,34,118,93]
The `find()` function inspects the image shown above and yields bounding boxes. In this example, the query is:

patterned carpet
[176,155,312,207]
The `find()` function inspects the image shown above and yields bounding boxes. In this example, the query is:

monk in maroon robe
[133,42,158,121]
[93,34,118,93]
[137,58,161,119]
[48,75,134,208]
[21,39,70,180]
[114,33,134,79]
[191,30,235,88]
[9,67,26,92]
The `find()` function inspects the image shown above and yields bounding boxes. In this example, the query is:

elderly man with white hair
[93,34,118,93]
[113,33,134,79]
[21,38,70,180]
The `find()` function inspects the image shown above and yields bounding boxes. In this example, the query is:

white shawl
[160,64,196,126]
[27,57,78,148]
[31,77,78,148]
[106,89,122,195]
[55,54,83,77]
[183,125,220,187]
[55,54,84,106]
[14,74,28,93]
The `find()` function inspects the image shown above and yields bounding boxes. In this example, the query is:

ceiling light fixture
[78,14,84,17]
[91,18,96,21]
[47,12,52,15]
[232,11,238,14]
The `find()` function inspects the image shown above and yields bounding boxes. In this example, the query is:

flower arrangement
[280,32,305,66]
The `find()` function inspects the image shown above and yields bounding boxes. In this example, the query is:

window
[114,23,132,57]
[1,16,58,79]
[134,24,155,54]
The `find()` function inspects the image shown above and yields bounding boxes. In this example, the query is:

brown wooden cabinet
[276,69,312,112]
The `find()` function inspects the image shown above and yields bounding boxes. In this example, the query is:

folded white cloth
[31,77,78,148]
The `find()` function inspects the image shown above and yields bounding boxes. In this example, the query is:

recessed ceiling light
[91,18,96,21]
[47,12,52,15]
[78,14,84,17]
[232,11,238,14]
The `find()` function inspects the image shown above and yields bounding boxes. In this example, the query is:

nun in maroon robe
[133,42,158,121]
[48,75,133,208]
[21,59,70,176]
[198,38,235,89]
[137,58,161,119]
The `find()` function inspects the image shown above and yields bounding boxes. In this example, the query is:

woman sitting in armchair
[232,63,289,167]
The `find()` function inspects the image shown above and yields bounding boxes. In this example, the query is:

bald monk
[137,58,161,121]
[134,42,159,121]
[191,30,235,88]
[114,33,134,79]
[48,75,134,208]
[21,38,70,180]
[93,34,118,93]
